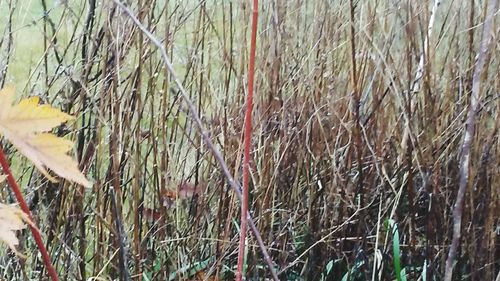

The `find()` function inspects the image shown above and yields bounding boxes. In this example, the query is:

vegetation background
[0,0,498,280]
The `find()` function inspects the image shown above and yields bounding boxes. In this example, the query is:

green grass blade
[387,219,405,281]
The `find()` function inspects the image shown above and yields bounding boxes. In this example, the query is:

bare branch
[412,0,441,93]
[111,1,279,280]
[444,0,499,279]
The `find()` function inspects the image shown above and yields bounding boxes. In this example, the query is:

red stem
[236,0,259,280]
[0,145,59,281]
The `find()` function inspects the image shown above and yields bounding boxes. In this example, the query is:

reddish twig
[236,0,259,279]
[0,145,59,281]
[444,0,498,279]
[112,1,279,280]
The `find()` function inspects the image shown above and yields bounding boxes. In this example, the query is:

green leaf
[387,219,406,281]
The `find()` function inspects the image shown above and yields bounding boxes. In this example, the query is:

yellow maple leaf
[0,87,91,187]
[0,87,74,135]
[0,203,33,256]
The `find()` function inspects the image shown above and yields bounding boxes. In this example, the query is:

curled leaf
[0,203,34,256]
[0,87,91,187]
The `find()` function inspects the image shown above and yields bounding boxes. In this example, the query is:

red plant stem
[0,145,59,281]
[236,0,259,280]
[112,2,278,279]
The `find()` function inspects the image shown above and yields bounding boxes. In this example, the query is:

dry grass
[0,0,498,280]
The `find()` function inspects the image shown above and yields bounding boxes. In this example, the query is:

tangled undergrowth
[0,0,498,280]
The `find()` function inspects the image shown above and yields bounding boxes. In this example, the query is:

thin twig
[111,1,279,280]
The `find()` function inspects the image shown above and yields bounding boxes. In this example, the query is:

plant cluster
[0,0,498,280]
